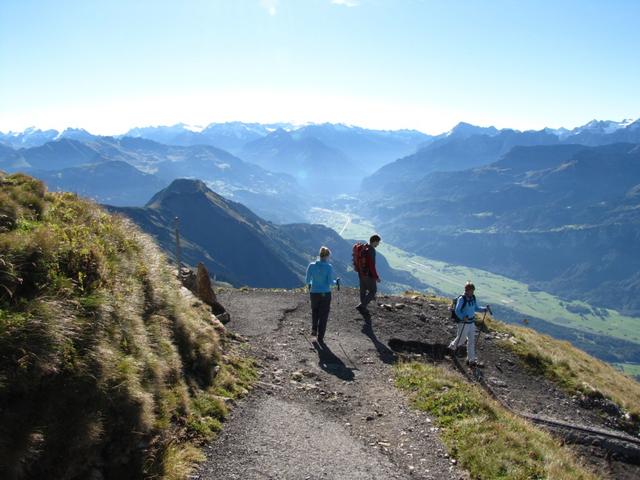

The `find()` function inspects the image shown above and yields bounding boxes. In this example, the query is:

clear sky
[1,0,639,135]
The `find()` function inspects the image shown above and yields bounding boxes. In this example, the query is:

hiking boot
[311,329,318,337]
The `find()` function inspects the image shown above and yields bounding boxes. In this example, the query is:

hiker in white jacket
[448,282,491,367]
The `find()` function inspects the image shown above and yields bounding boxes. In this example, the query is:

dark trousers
[358,274,377,310]
[310,292,331,341]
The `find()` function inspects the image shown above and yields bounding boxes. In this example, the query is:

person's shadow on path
[313,340,355,382]
[361,320,396,365]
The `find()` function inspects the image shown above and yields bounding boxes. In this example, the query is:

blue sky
[1,0,639,134]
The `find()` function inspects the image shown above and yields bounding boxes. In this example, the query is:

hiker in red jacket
[356,234,381,318]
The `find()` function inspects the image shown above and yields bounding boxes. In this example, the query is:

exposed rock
[488,377,507,388]
[196,262,218,306]
[210,315,227,332]
[180,262,230,319]
[178,266,196,291]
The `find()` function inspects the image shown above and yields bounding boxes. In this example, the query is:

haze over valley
[2,117,640,371]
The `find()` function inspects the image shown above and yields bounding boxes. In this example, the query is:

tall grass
[0,173,254,479]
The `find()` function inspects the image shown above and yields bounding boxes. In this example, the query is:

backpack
[352,242,370,274]
[450,294,476,322]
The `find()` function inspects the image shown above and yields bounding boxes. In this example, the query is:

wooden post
[174,216,182,274]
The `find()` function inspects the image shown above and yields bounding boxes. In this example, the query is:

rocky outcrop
[179,263,230,324]
[197,262,218,306]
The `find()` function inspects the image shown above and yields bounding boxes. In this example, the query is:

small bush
[160,443,205,480]
[0,174,46,230]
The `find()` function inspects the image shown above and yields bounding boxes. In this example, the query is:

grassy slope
[0,173,255,479]
[312,208,640,369]
[484,316,640,421]
[395,362,597,480]
[402,290,640,426]
[614,363,640,381]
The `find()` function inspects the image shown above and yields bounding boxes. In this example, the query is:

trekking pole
[338,341,359,371]
[301,329,316,349]
[474,310,488,354]
[173,216,182,275]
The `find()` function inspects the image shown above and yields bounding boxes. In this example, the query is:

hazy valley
[2,118,640,375]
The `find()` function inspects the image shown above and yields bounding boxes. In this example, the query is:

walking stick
[474,310,488,354]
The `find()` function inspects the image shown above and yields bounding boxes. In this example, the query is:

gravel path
[197,289,466,480]
[196,288,640,480]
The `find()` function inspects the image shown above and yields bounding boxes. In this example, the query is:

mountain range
[239,128,359,194]
[0,121,431,204]
[0,136,306,221]
[1,122,430,166]
[125,122,288,154]
[110,179,423,290]
[2,117,639,316]
[364,142,640,315]
[363,119,640,196]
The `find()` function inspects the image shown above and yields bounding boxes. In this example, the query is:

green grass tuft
[396,362,597,480]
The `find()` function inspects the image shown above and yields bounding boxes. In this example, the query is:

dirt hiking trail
[196,288,639,480]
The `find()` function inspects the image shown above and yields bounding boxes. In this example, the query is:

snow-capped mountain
[561,118,640,145]
[442,121,499,140]
[55,128,96,142]
[123,122,295,153]
[569,119,635,136]
[0,127,59,149]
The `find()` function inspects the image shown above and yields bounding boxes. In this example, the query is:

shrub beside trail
[0,173,254,479]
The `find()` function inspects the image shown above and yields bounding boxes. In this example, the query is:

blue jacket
[455,294,488,323]
[305,259,336,293]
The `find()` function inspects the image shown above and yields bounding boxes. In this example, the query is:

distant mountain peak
[571,118,636,135]
[23,126,47,135]
[261,128,294,143]
[163,178,210,195]
[55,127,94,140]
[445,122,500,139]
[180,123,205,133]
[145,178,219,209]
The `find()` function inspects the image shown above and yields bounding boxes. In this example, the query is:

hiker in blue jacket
[305,246,339,344]
[448,282,492,367]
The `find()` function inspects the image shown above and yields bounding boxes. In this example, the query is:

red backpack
[352,242,370,274]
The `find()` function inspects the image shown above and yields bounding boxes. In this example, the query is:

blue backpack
[450,294,475,322]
